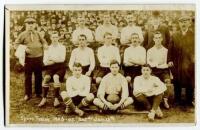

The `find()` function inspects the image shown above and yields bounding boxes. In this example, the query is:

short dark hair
[152,11,160,18]
[142,64,152,69]
[131,33,139,37]
[110,60,120,67]
[78,34,87,40]
[50,31,59,37]
[153,31,162,37]
[73,62,82,68]
[103,32,112,38]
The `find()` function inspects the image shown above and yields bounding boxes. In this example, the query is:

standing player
[60,63,94,116]
[69,34,95,77]
[95,32,121,85]
[143,11,170,50]
[72,16,94,46]
[38,32,66,107]
[147,31,173,109]
[93,60,133,112]
[95,12,118,44]
[133,65,166,121]
[15,17,48,101]
[123,33,146,96]
[120,13,144,46]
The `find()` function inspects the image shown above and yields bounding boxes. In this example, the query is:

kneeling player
[133,65,167,121]
[38,32,66,107]
[60,63,94,116]
[93,60,133,112]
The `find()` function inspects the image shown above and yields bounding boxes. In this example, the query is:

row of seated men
[31,30,173,121]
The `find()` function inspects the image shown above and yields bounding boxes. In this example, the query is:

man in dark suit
[169,14,194,107]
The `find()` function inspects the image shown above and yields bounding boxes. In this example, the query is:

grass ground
[8,71,195,125]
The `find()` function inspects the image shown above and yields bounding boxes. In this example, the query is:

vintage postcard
[5,4,195,126]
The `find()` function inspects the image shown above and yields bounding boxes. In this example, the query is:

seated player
[93,60,133,112]
[123,33,146,96]
[69,34,95,77]
[38,32,66,107]
[95,32,121,85]
[60,63,94,116]
[133,64,167,121]
[147,31,173,109]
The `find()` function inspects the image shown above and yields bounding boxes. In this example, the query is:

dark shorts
[71,96,85,106]
[124,66,141,80]
[82,65,90,75]
[152,68,170,82]
[45,63,66,81]
[94,67,110,78]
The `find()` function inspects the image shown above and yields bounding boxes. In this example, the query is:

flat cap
[24,17,36,23]
[178,15,191,22]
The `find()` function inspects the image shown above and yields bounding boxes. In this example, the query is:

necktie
[30,31,34,42]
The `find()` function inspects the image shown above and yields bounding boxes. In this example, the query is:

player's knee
[126,97,134,104]
[126,76,131,83]
[93,98,101,105]
[43,75,51,84]
[86,93,94,101]
[96,77,102,84]
[53,74,60,83]
[164,78,171,84]
[60,91,68,99]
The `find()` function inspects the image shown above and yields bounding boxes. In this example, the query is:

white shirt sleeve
[133,76,142,96]
[43,49,50,66]
[115,47,121,64]
[120,28,128,44]
[86,29,94,43]
[69,49,76,71]
[112,26,119,39]
[97,77,106,98]
[72,30,78,45]
[157,49,168,69]
[147,49,157,67]
[121,76,129,99]
[95,26,103,43]
[97,47,104,65]
[66,77,78,97]
[53,46,66,63]
[89,49,95,71]
[139,48,146,65]
[137,27,144,43]
[123,48,130,66]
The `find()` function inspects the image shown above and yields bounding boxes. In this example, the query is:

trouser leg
[152,94,163,111]
[24,58,33,97]
[135,94,151,110]
[34,57,43,95]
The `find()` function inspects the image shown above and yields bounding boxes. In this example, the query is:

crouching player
[60,63,94,116]
[133,64,167,121]
[38,32,66,107]
[93,60,133,112]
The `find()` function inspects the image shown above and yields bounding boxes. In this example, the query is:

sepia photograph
[4,4,195,126]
